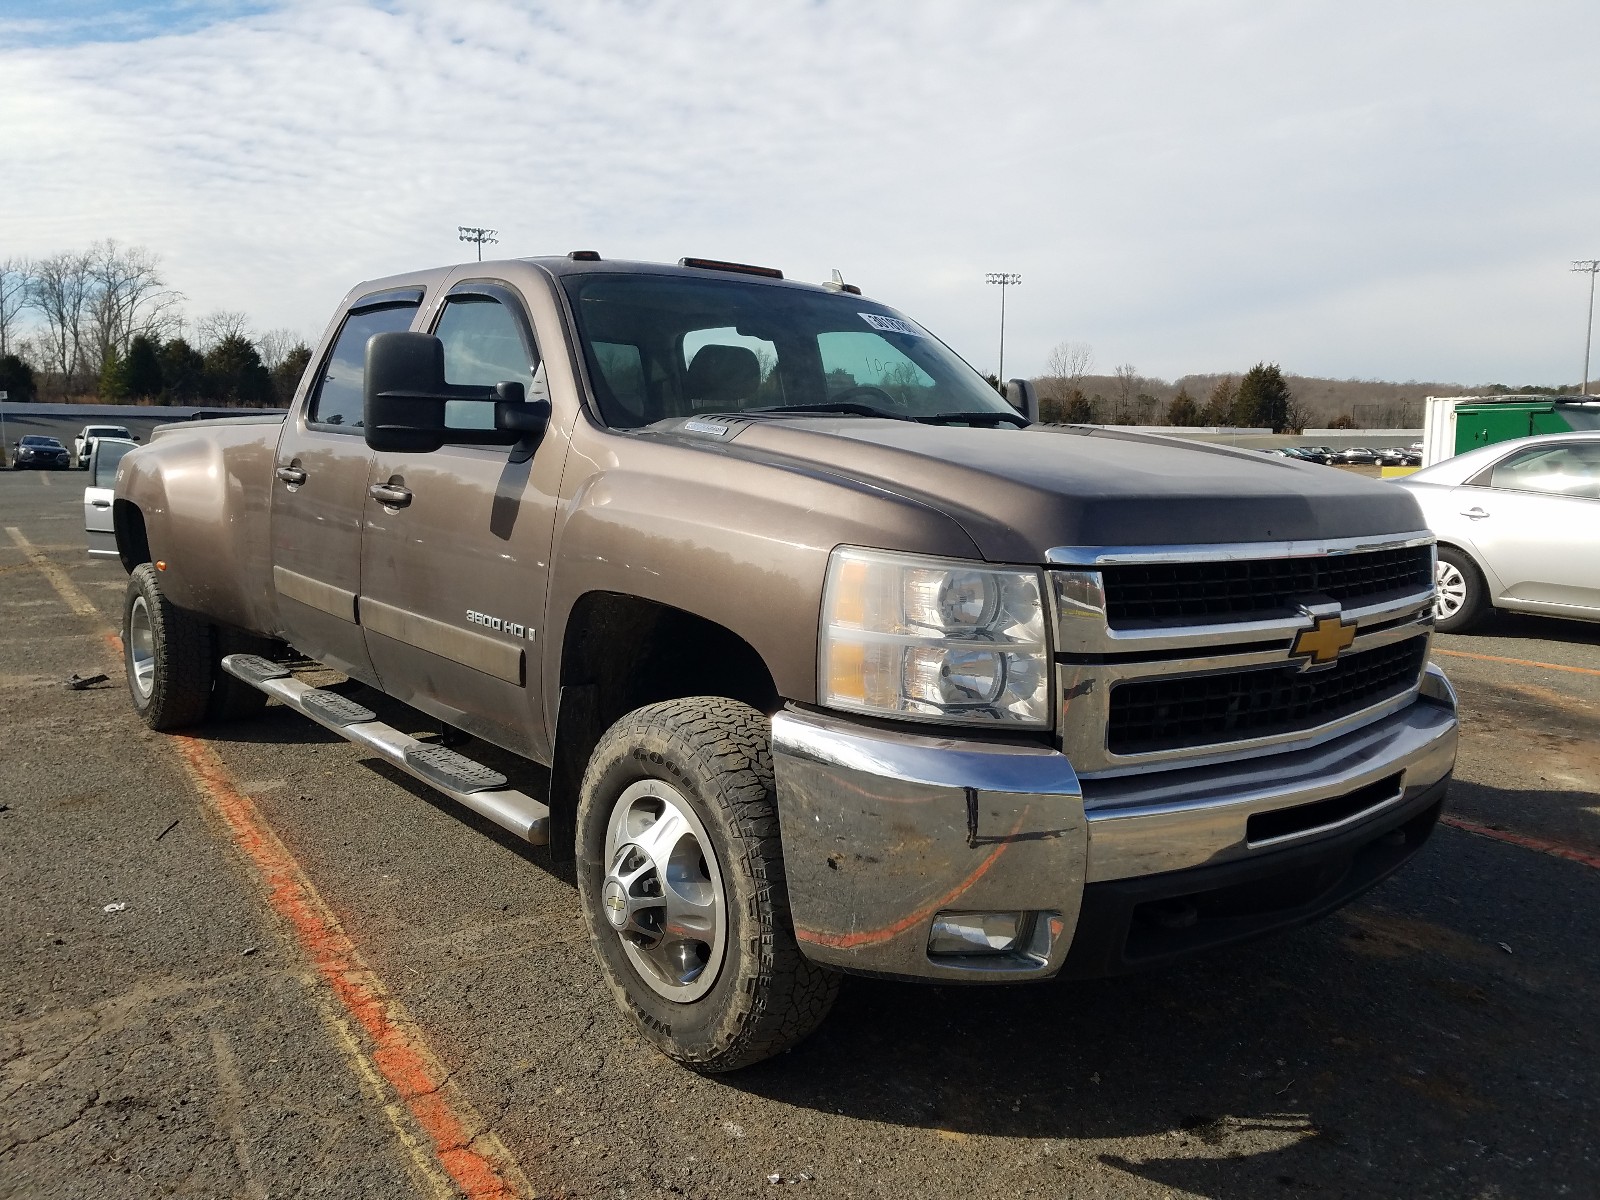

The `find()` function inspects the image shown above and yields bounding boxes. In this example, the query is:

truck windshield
[561,273,1020,429]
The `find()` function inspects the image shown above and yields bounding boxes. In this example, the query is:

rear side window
[308,303,418,428]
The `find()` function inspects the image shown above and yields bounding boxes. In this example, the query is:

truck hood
[667,418,1427,563]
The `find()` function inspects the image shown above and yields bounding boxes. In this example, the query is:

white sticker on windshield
[858,312,923,337]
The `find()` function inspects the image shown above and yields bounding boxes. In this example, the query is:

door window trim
[302,290,425,435]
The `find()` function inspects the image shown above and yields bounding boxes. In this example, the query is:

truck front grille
[1106,637,1428,757]
[1100,545,1434,627]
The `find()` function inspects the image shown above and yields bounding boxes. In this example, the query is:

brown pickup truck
[108,254,1458,1071]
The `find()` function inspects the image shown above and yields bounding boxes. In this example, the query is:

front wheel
[576,697,839,1072]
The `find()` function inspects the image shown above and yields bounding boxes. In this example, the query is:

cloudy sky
[3,0,1598,386]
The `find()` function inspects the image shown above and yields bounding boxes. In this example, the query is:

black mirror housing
[364,331,550,457]
[364,332,451,453]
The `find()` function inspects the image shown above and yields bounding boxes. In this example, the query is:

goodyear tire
[576,697,839,1072]
[123,563,215,730]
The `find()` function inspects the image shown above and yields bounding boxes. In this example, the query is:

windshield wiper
[915,411,1029,428]
[748,402,914,421]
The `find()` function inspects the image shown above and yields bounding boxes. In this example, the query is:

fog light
[928,911,1024,955]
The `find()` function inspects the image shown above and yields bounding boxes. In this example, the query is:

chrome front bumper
[770,665,1458,982]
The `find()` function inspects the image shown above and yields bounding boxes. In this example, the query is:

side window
[1486,443,1600,500]
[434,296,538,430]
[308,303,418,428]
[817,331,935,407]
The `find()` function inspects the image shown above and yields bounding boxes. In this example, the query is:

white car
[1393,431,1600,632]
[73,423,134,469]
[82,438,138,558]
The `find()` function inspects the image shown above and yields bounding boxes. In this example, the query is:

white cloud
[2,0,1598,384]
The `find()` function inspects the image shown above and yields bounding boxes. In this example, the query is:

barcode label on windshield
[858,313,922,337]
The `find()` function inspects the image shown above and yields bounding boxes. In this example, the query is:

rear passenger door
[358,281,563,759]
[270,289,420,686]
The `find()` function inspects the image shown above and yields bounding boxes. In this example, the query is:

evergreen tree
[270,343,312,406]
[124,334,164,400]
[204,333,273,406]
[158,337,205,404]
[0,353,37,403]
[1202,376,1236,425]
[1166,386,1200,426]
[98,346,130,400]
[1235,362,1293,432]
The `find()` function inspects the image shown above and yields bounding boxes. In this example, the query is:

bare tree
[85,240,182,370]
[195,309,253,352]
[1112,363,1141,424]
[1044,341,1094,384]
[28,250,96,391]
[255,327,306,372]
[0,256,29,358]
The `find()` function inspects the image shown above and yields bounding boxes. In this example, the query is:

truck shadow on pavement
[724,826,1599,1198]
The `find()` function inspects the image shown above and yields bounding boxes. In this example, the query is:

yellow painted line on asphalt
[5,526,100,617]
[1434,647,1600,679]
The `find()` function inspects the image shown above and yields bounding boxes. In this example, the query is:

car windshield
[21,436,62,447]
[560,272,1019,429]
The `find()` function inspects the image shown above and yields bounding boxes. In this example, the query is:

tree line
[1033,341,1304,432]
[0,243,310,407]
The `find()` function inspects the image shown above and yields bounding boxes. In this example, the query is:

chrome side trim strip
[359,597,525,686]
[1045,531,1435,567]
[218,656,549,844]
[272,564,358,623]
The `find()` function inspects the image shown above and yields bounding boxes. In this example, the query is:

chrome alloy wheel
[127,594,156,699]
[1435,558,1467,622]
[601,779,727,1002]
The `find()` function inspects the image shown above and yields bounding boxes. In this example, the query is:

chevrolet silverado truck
[107,253,1459,1071]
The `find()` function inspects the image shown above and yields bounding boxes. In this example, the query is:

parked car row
[1266,444,1422,466]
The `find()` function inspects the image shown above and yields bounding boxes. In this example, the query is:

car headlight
[820,546,1050,728]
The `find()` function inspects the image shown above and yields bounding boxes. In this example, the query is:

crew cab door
[358,282,563,759]
[269,289,420,685]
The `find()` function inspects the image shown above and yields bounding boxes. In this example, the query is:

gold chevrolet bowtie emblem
[1291,614,1356,666]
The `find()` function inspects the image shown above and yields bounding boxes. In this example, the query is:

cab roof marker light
[568,250,601,261]
[678,257,784,279]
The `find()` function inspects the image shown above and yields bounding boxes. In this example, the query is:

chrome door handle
[275,465,307,485]
[368,483,413,507]
[1461,507,1489,519]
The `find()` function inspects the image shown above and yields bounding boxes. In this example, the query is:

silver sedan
[1394,431,1600,632]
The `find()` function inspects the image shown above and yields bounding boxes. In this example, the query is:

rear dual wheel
[576,697,839,1072]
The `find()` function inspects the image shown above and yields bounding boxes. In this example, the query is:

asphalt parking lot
[2,468,1597,1200]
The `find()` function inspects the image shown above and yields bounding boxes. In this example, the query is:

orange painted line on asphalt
[168,734,531,1200]
[1434,648,1600,678]
[1441,815,1600,871]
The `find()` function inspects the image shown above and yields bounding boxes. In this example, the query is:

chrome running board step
[220,654,549,845]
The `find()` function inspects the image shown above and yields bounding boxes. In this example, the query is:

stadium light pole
[985,272,1021,386]
[1574,260,1600,395]
[459,226,499,262]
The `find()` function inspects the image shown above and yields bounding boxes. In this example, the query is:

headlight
[820,546,1050,728]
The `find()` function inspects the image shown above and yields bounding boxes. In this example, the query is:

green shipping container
[1453,401,1575,456]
